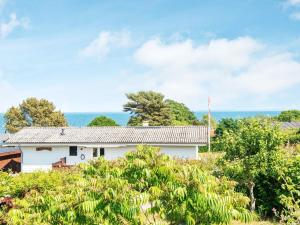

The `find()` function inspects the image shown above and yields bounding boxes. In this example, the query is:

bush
[0,146,254,225]
[277,110,300,122]
[88,116,119,126]
[215,118,300,223]
[283,128,300,145]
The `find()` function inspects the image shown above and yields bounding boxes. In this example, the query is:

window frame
[93,148,98,157]
[100,148,105,156]
[69,146,78,156]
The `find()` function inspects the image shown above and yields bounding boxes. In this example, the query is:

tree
[277,110,300,122]
[198,114,217,129]
[123,91,172,126]
[165,99,200,125]
[215,118,240,137]
[216,119,283,212]
[88,116,119,126]
[5,97,67,133]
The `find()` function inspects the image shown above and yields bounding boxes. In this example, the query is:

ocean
[0,111,280,134]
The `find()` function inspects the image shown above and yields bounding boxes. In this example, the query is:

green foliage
[282,128,300,145]
[5,97,67,133]
[277,152,300,224]
[88,116,119,126]
[165,99,200,125]
[199,114,217,129]
[277,110,300,122]
[123,91,199,126]
[0,146,254,225]
[215,118,240,137]
[123,91,172,126]
[215,118,300,223]
[215,119,284,212]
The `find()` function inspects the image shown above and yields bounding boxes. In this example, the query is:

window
[100,148,105,156]
[36,147,52,151]
[69,146,77,156]
[93,148,98,157]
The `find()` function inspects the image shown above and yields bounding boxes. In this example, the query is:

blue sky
[1,0,300,112]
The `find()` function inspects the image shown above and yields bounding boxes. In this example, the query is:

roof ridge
[21,125,207,129]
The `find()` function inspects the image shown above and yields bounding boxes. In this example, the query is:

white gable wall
[20,145,198,172]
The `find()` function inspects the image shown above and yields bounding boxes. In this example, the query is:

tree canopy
[123,91,200,126]
[277,110,300,122]
[5,97,67,133]
[88,116,119,126]
[123,91,172,126]
[215,118,284,212]
[215,118,240,137]
[198,114,217,129]
[165,99,200,125]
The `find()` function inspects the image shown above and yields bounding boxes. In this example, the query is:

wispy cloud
[131,36,300,109]
[0,13,29,38]
[283,0,300,20]
[287,0,300,6]
[81,30,132,60]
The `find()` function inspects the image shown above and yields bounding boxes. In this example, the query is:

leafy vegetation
[277,110,300,122]
[215,119,284,212]
[123,91,200,126]
[165,99,200,125]
[123,91,172,126]
[5,97,67,133]
[282,128,300,145]
[88,116,119,126]
[215,118,240,137]
[214,118,300,224]
[0,146,254,225]
[198,114,217,129]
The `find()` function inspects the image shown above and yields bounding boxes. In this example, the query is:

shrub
[0,146,254,225]
[88,116,119,126]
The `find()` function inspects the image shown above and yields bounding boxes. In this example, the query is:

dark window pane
[69,146,77,156]
[100,148,105,156]
[93,148,98,157]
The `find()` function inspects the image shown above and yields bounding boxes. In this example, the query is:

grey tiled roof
[5,126,208,145]
[281,122,300,130]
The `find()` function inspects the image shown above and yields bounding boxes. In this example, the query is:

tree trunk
[248,181,256,212]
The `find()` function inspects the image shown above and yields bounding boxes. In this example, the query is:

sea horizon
[0,110,281,134]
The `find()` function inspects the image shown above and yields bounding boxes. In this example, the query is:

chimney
[142,121,149,127]
[60,128,65,135]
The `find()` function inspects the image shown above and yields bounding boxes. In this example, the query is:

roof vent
[142,121,149,127]
[60,128,65,135]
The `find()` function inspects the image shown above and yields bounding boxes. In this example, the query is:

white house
[3,126,208,172]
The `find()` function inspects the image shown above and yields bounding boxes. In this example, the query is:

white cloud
[0,13,29,38]
[287,0,300,6]
[135,37,261,70]
[81,30,132,60]
[131,36,300,110]
[284,0,300,21]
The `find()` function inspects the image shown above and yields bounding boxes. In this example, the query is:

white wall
[21,146,95,172]
[20,145,198,172]
[104,145,198,160]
